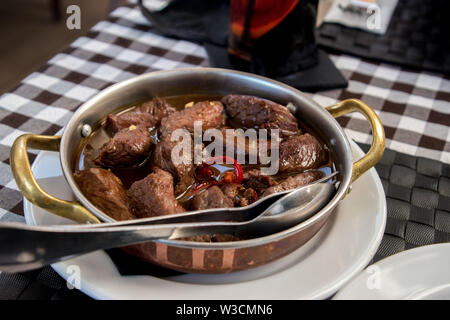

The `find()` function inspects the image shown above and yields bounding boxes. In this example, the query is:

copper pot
[10,68,385,273]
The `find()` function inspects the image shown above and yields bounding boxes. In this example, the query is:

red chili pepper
[191,156,244,197]
[195,163,213,180]
[204,155,243,184]
[192,156,244,192]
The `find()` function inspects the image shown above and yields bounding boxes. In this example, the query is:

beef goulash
[74,95,333,241]
[74,168,134,221]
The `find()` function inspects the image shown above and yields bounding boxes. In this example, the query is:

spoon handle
[0,222,236,273]
[74,192,285,230]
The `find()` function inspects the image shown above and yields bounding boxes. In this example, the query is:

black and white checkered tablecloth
[0,5,449,299]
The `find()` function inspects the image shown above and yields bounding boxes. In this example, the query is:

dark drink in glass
[228,0,300,61]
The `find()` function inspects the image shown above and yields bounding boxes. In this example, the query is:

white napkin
[323,0,399,35]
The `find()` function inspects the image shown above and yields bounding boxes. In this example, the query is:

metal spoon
[0,183,335,273]
[80,170,339,228]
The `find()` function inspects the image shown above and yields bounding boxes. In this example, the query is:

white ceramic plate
[23,140,386,300]
[334,243,450,300]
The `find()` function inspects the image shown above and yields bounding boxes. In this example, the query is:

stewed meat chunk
[152,139,195,195]
[153,100,224,194]
[220,183,242,203]
[211,127,272,164]
[278,133,328,173]
[127,168,185,218]
[159,100,224,139]
[74,168,134,221]
[238,188,258,206]
[106,97,176,134]
[95,125,152,168]
[222,94,299,137]
[242,169,277,195]
[219,183,258,207]
[262,171,325,197]
[190,186,233,210]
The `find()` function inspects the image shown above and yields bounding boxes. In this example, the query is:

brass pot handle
[10,134,100,224]
[326,99,385,183]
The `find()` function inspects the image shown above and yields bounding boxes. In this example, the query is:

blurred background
[1,0,447,93]
[0,0,128,94]
[0,0,337,95]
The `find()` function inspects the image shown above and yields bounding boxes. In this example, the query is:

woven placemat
[0,267,91,300]
[362,143,450,262]
[0,142,449,299]
[317,0,450,74]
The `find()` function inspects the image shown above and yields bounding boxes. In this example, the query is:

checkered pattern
[0,5,208,222]
[306,55,450,164]
[0,5,448,221]
[0,3,449,299]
